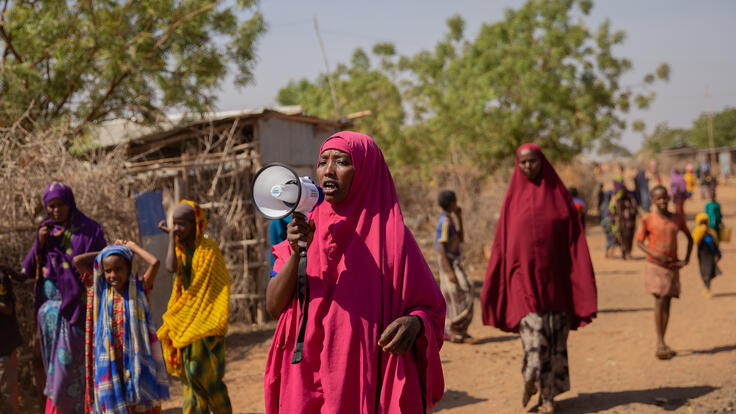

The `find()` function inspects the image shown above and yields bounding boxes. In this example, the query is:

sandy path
[163,184,736,413]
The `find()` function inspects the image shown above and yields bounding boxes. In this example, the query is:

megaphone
[251,163,324,220]
[250,163,323,365]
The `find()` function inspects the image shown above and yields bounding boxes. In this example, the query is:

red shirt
[635,212,689,264]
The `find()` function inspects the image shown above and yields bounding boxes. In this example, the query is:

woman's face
[46,198,70,224]
[518,149,542,181]
[173,217,196,241]
[317,149,354,204]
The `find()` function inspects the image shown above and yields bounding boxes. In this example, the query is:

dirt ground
[162,183,736,414]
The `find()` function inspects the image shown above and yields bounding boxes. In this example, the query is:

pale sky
[216,0,736,152]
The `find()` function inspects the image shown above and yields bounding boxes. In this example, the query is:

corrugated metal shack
[101,107,351,324]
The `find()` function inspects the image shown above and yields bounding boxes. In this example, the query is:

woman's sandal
[461,334,479,345]
[655,349,674,360]
[538,401,556,414]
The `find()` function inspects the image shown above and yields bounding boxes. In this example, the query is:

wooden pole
[706,86,717,168]
[174,176,184,202]
[313,16,341,118]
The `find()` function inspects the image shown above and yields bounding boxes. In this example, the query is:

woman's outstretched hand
[378,315,423,355]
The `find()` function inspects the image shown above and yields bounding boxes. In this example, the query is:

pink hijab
[264,131,446,413]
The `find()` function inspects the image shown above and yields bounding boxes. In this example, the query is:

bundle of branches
[0,122,136,399]
[124,119,263,324]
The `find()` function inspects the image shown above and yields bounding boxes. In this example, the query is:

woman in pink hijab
[264,131,446,413]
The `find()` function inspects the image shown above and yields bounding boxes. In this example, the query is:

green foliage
[641,108,736,154]
[400,0,667,167]
[0,0,265,131]
[597,140,631,157]
[278,0,668,176]
[276,48,407,166]
[631,119,646,132]
[690,107,736,148]
[641,122,690,153]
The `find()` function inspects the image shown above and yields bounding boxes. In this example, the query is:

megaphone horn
[250,163,324,220]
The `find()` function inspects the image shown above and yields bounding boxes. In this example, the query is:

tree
[640,122,690,153]
[0,0,265,131]
[597,140,632,158]
[277,47,407,165]
[277,0,669,176]
[399,1,668,170]
[690,107,736,148]
[639,108,736,154]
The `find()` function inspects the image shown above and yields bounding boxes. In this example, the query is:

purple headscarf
[22,182,106,325]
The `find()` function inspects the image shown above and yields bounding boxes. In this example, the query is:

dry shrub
[397,156,600,280]
[555,157,600,215]
[395,163,510,279]
[0,126,136,400]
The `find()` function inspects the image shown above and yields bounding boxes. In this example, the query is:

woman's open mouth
[322,180,339,195]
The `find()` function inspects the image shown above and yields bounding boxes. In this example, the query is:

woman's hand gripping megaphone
[287,212,315,252]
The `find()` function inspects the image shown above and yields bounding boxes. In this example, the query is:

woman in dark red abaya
[480,144,597,414]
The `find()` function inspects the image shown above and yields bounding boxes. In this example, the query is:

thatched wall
[1,127,136,401]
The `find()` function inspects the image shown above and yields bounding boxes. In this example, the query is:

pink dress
[264,132,446,413]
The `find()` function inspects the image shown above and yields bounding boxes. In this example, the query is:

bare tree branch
[76,71,130,131]
[0,25,22,63]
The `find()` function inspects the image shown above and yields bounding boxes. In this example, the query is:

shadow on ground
[473,280,483,299]
[596,255,646,263]
[679,344,736,357]
[431,389,487,412]
[598,307,653,314]
[595,269,635,276]
[558,385,718,413]
[225,325,276,361]
[713,292,736,298]
[473,335,518,345]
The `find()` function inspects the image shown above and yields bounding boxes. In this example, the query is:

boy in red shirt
[635,185,693,360]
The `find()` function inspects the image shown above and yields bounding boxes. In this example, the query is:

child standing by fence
[74,241,169,413]
[635,185,693,360]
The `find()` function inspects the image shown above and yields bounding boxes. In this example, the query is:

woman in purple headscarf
[669,168,688,217]
[22,182,106,414]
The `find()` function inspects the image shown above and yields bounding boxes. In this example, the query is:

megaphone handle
[291,247,309,364]
[296,211,309,247]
